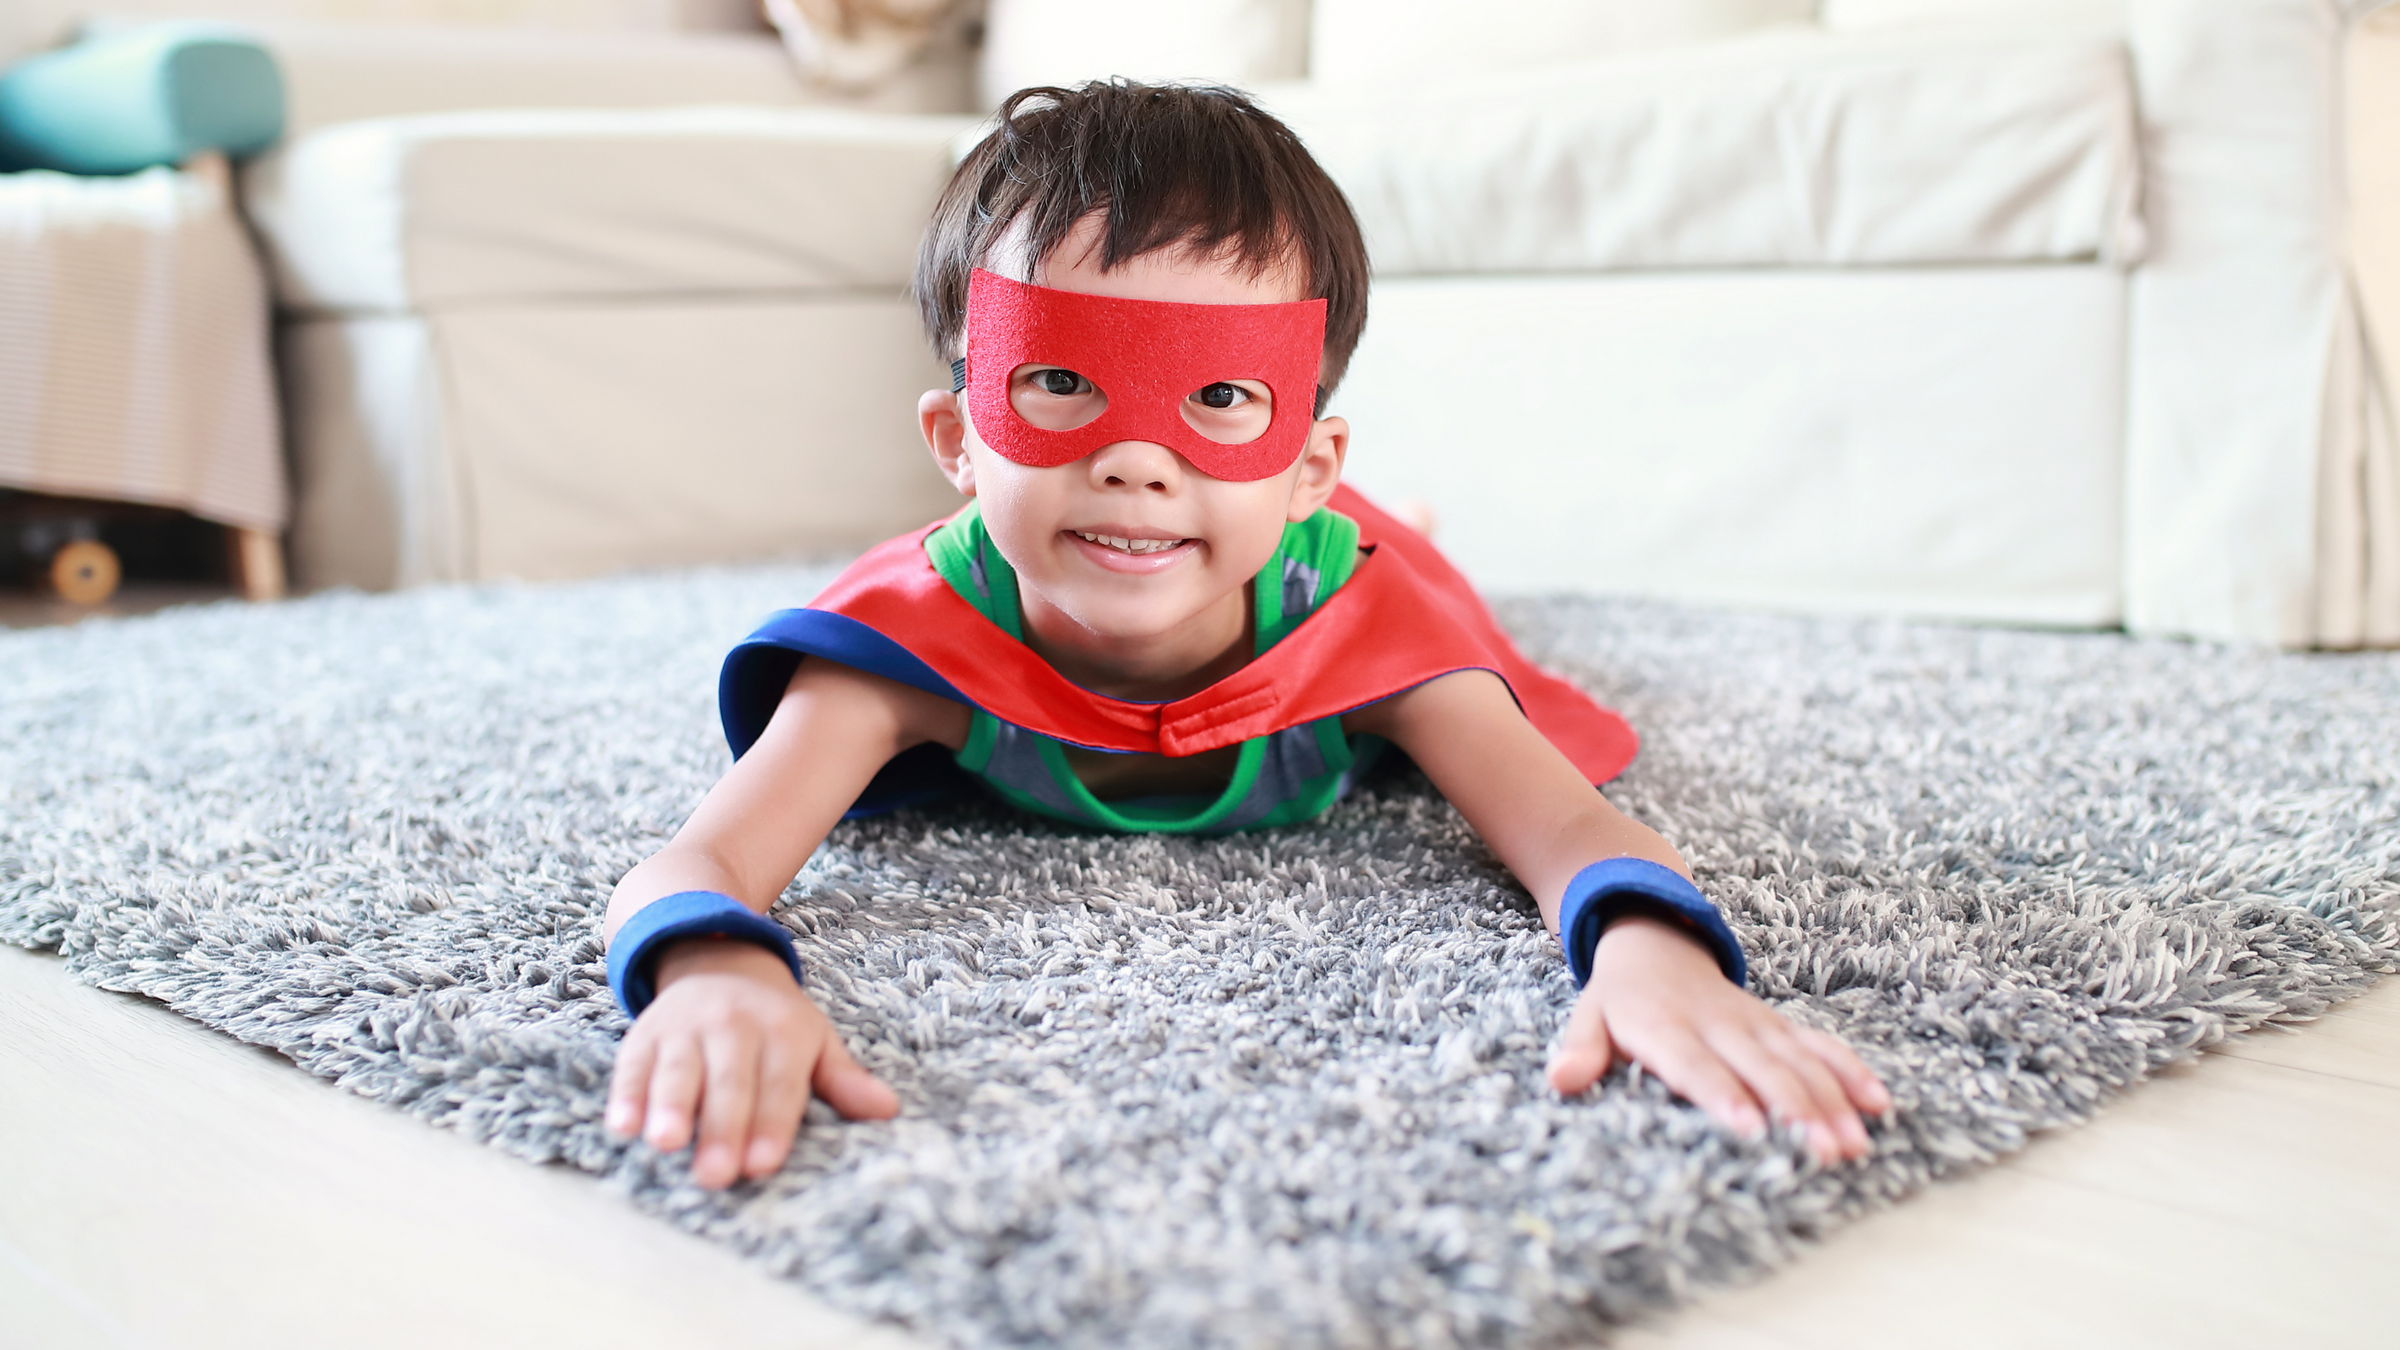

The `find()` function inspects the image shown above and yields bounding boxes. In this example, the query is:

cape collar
[722,484,1638,783]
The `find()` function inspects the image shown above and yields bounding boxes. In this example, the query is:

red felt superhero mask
[958,268,1327,482]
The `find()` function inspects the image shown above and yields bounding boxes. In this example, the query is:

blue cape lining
[719,609,974,818]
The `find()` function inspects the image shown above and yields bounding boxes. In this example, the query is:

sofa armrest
[251,102,974,589]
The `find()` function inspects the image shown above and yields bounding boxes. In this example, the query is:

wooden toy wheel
[49,539,121,606]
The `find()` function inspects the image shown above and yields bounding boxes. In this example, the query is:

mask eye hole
[1181,380,1273,445]
[1007,364,1107,431]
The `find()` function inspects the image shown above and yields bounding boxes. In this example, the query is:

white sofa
[238,1,2400,648]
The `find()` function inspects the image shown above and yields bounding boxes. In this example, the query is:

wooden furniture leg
[230,527,286,602]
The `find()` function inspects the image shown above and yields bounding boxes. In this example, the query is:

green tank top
[924,501,1379,833]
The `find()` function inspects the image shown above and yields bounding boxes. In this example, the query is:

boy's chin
[1063,601,1211,644]
[1046,586,1226,642]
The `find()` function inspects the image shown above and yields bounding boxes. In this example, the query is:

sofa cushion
[1266,26,2141,275]
[244,106,977,313]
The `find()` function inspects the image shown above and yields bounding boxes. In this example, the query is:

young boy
[602,81,1888,1191]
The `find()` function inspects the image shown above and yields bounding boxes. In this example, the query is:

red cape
[719,485,1636,805]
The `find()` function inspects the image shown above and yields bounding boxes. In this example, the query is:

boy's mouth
[1072,530,1188,556]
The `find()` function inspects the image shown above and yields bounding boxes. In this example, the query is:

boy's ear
[920,389,977,498]
[1287,414,1348,522]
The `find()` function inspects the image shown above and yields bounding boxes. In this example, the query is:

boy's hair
[915,80,1371,401]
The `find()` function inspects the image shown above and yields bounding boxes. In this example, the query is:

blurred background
[1,0,2394,648]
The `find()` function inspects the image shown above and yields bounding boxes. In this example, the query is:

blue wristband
[1558,859,1747,988]
[606,890,805,1017]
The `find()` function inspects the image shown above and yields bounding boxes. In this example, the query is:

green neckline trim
[924,504,1022,641]
[1034,732,1269,831]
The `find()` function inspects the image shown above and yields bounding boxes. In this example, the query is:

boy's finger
[607,1027,658,1138]
[642,1035,706,1154]
[692,1030,763,1189]
[1631,1025,1765,1138]
[1545,989,1615,1095]
[813,1035,901,1121]
[744,1036,815,1179]
[1799,1026,1891,1115]
[1704,1027,1838,1159]
[1759,1027,1868,1158]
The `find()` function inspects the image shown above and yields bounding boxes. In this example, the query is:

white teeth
[1076,531,1184,555]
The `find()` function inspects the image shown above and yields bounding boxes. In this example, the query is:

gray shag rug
[4,566,2396,1348]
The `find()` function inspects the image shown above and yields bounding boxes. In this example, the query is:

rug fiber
[3,568,2395,1348]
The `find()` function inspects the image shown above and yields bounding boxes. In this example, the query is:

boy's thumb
[814,1039,901,1120]
[1546,997,1614,1096]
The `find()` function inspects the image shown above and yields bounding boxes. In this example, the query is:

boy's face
[921,215,1348,664]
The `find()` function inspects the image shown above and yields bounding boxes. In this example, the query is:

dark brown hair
[915,80,1371,401]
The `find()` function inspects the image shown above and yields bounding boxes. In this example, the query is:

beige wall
[7,0,765,61]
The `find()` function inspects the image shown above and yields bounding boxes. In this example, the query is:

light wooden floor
[2,945,2393,1350]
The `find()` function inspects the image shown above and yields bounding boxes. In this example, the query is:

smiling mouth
[1073,531,1189,556]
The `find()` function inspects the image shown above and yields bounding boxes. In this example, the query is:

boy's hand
[1546,916,1890,1163]
[605,939,899,1189]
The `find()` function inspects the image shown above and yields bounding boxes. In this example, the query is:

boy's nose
[1087,438,1183,492]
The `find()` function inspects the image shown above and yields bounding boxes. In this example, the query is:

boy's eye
[1177,380,1273,445]
[1006,363,1108,431]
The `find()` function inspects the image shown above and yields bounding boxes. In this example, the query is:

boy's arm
[1345,671,1888,1162]
[603,658,968,1188]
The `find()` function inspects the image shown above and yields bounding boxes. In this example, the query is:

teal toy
[0,25,284,175]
